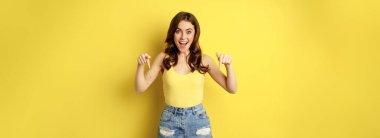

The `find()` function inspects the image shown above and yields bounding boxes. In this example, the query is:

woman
[135,11,237,138]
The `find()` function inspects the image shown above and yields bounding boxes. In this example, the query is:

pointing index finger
[147,59,150,69]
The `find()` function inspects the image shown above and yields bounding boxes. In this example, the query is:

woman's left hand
[216,52,232,68]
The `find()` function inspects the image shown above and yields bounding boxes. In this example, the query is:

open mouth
[179,41,188,47]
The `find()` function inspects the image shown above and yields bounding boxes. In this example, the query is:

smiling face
[174,20,195,54]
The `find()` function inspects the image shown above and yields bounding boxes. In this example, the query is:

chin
[177,49,187,53]
[175,45,188,52]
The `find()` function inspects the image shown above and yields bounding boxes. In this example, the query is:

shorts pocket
[196,110,209,119]
[160,110,173,122]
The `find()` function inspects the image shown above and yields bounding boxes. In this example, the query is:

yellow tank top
[162,67,205,107]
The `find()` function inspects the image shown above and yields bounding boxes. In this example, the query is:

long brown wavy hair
[163,12,209,74]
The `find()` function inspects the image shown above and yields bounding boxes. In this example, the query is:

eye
[186,31,192,34]
[175,29,181,34]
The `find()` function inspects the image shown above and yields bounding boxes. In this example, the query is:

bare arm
[135,52,166,93]
[203,53,237,94]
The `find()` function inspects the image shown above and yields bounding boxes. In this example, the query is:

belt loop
[192,106,196,115]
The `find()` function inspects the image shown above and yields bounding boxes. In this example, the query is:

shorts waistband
[164,103,204,113]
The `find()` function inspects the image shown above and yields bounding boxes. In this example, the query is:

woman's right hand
[137,53,151,68]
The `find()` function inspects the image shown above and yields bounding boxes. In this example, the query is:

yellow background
[1,0,379,137]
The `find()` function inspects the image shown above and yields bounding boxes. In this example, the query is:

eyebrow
[176,28,194,31]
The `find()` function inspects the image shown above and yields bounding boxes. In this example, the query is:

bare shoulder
[150,52,167,66]
[202,54,213,66]
[156,52,167,60]
[154,52,167,66]
[153,52,167,73]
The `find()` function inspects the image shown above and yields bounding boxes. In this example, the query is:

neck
[178,51,190,57]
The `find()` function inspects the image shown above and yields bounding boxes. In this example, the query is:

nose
[181,32,186,40]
